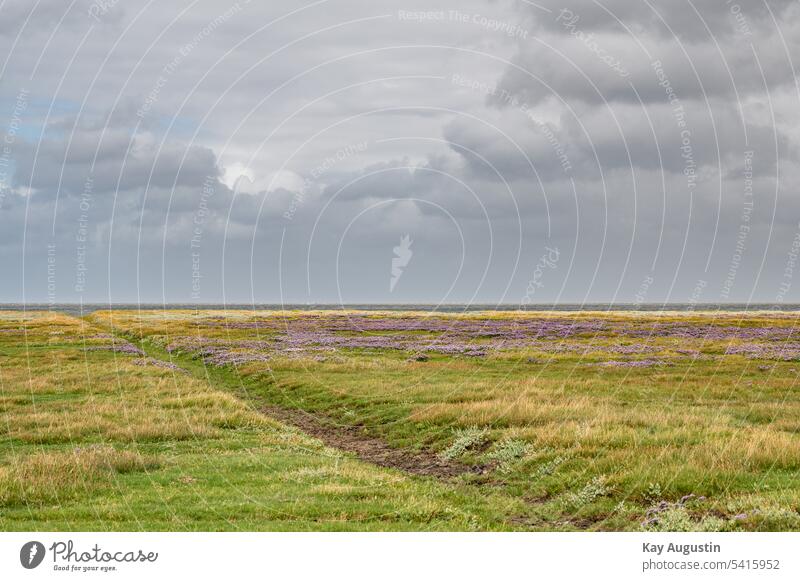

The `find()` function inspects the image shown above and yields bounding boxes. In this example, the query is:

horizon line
[2,302,800,307]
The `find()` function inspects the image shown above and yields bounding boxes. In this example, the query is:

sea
[1,303,800,316]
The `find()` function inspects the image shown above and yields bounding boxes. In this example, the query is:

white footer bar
[2,532,797,580]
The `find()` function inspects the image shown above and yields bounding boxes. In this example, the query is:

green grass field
[2,309,799,531]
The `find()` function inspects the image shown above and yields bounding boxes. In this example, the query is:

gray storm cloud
[0,0,798,305]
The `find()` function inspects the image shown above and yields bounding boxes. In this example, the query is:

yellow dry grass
[0,445,159,506]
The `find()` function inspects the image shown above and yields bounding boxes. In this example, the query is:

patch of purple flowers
[132,357,186,372]
[84,341,144,356]
[598,359,669,368]
[724,343,800,361]
[147,314,800,368]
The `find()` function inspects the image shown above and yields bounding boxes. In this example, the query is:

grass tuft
[0,445,159,507]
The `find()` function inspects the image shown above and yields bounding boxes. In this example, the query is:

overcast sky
[0,0,798,305]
